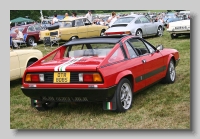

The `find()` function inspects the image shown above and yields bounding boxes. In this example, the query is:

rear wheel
[27,61,35,68]
[157,26,163,37]
[171,33,178,39]
[115,78,133,113]
[135,29,143,38]
[27,36,35,46]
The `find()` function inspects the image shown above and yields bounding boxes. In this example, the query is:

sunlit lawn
[10,31,190,129]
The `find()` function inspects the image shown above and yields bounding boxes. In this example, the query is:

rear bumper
[21,86,116,102]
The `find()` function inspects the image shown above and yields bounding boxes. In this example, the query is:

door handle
[142,59,146,63]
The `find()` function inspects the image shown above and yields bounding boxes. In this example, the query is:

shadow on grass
[10,79,22,88]
[31,82,164,115]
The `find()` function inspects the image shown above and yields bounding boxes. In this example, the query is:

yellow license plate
[45,33,50,36]
[53,72,70,83]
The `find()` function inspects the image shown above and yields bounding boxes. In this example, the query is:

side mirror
[156,44,164,52]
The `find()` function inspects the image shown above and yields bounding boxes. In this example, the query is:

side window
[140,16,150,23]
[75,19,84,27]
[27,26,36,32]
[34,25,42,31]
[135,19,141,24]
[125,41,137,58]
[108,47,124,63]
[83,18,91,24]
[143,41,155,53]
[129,39,149,56]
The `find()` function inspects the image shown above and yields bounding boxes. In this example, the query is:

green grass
[10,31,190,129]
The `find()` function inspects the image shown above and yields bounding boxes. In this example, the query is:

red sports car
[10,24,43,46]
[21,35,180,112]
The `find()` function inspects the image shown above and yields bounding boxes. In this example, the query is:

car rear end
[21,41,119,106]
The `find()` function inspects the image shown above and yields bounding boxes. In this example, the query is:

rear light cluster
[79,73,102,83]
[25,74,44,82]
[24,72,103,83]
[105,31,131,35]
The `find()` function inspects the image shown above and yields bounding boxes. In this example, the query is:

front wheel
[100,29,105,36]
[115,78,133,113]
[162,59,176,84]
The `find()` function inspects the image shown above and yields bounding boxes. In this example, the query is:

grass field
[10,30,190,129]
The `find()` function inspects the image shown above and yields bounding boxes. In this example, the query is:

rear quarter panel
[60,27,78,40]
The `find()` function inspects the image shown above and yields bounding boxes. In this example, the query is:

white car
[166,19,190,39]
[10,49,43,81]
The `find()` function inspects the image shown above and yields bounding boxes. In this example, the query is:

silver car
[104,14,164,38]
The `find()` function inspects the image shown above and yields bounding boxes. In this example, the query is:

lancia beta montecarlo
[21,35,180,113]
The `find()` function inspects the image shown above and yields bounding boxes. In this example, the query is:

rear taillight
[79,73,103,83]
[25,74,44,82]
[105,31,131,35]
[167,24,169,28]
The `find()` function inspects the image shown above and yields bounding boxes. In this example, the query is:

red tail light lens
[79,73,103,83]
[25,74,44,83]
[83,74,93,82]
[31,74,40,82]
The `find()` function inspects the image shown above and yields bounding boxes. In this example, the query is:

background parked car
[39,17,108,41]
[166,19,190,39]
[104,14,164,38]
[10,49,43,81]
[10,24,44,46]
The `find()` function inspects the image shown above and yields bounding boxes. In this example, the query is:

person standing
[51,14,58,25]
[12,28,24,49]
[107,12,118,27]
[72,12,77,18]
[85,10,93,23]
[64,13,69,20]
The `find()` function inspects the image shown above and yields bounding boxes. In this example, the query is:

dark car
[10,24,44,46]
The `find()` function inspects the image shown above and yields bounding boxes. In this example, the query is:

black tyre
[115,78,133,113]
[157,26,163,37]
[135,29,143,38]
[100,29,105,36]
[70,36,78,40]
[27,36,35,46]
[162,59,176,84]
[27,61,36,68]
[171,34,178,39]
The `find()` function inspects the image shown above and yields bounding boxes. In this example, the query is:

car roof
[11,24,35,28]
[64,35,127,46]
[121,14,143,18]
[59,17,87,22]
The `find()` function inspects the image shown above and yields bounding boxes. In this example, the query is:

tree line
[11,10,182,21]
[10,10,135,21]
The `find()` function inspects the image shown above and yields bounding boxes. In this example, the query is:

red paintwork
[22,36,180,94]
[10,24,42,44]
